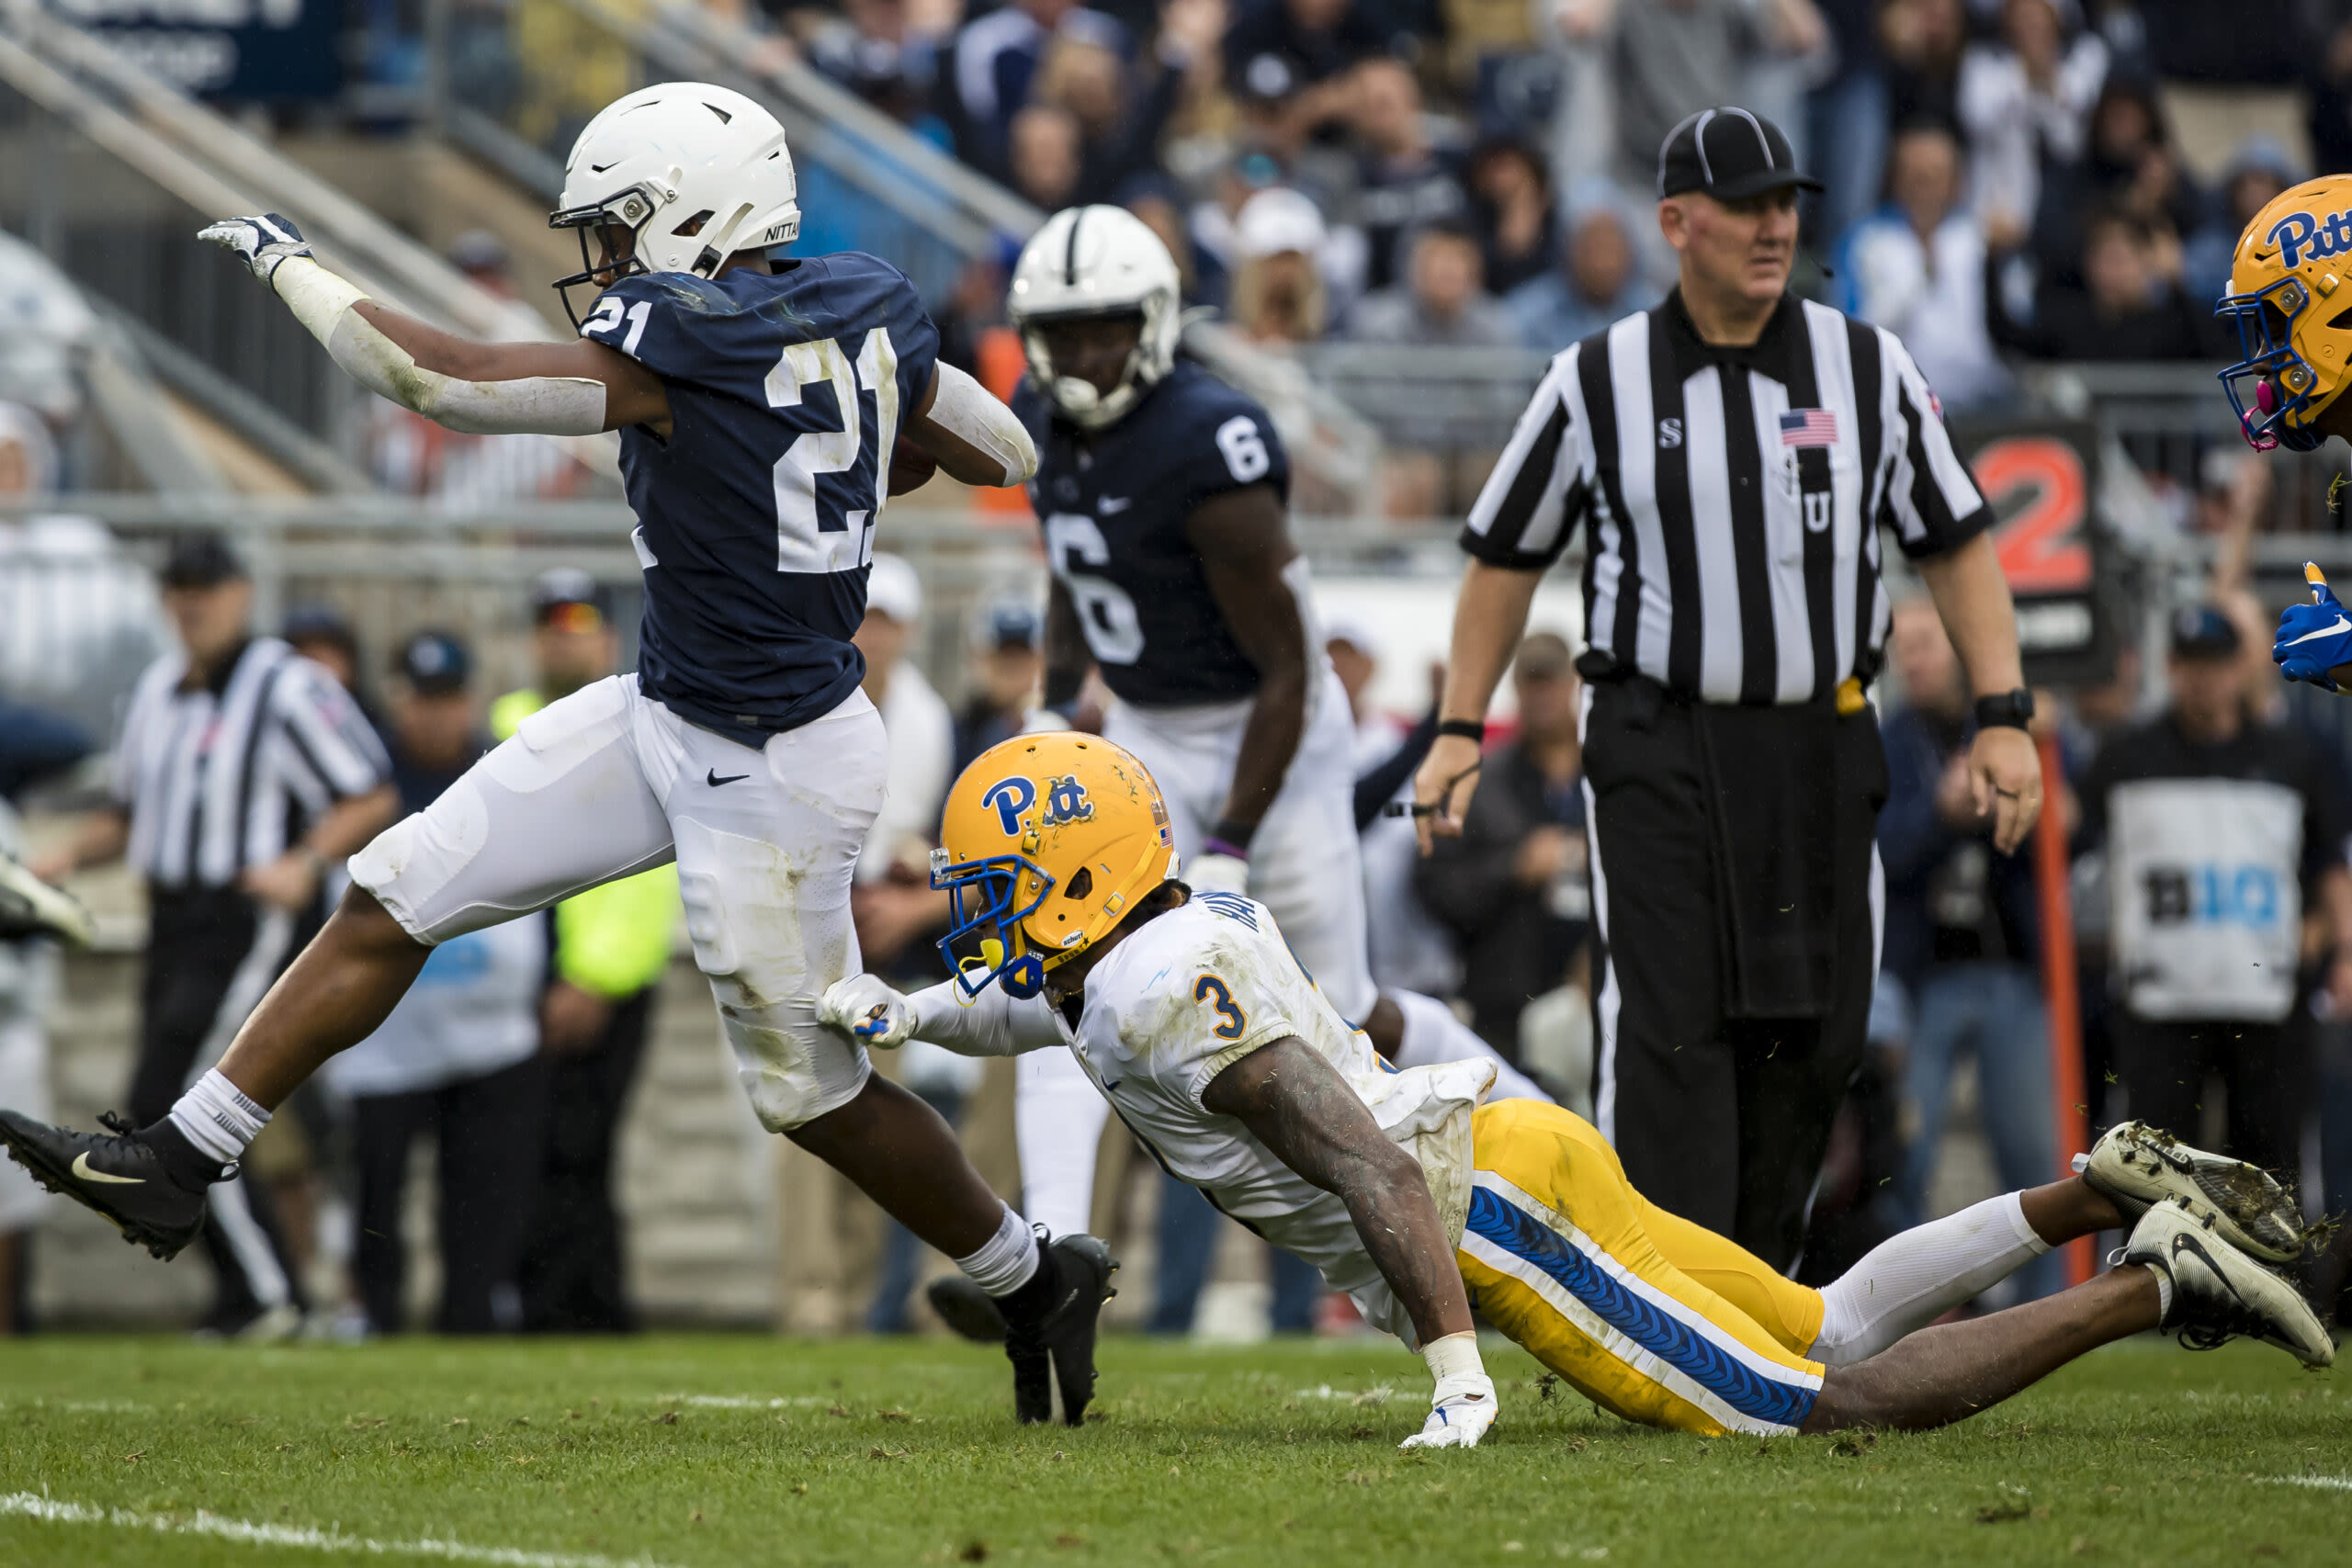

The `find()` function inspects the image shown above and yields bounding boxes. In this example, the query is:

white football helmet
[1007,206,1182,430]
[549,82,801,327]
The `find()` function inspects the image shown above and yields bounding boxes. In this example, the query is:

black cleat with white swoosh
[0,1111,220,1260]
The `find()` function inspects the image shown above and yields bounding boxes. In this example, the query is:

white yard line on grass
[0,1493,684,1568]
[2258,1476,2352,1493]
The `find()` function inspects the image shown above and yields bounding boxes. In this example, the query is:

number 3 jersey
[931,892,1493,1342]
[582,254,939,744]
[1014,361,1291,708]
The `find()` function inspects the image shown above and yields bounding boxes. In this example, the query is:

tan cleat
[2076,1120,2304,1263]
[0,852,96,949]
[2121,1199,2334,1369]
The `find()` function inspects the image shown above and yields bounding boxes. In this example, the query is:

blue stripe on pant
[1465,1186,1819,1431]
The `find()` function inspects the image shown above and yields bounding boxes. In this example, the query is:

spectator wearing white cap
[1227,186,1364,345]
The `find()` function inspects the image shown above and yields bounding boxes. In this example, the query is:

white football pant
[352,674,884,1132]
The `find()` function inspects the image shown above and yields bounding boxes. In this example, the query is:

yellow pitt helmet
[932,732,1176,998]
[2218,175,2352,452]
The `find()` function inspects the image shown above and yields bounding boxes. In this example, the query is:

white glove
[1397,1371,1498,1450]
[818,974,914,1048]
[198,213,315,284]
[1184,851,1250,896]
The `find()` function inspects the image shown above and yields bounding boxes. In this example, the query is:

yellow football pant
[1454,1100,1828,1436]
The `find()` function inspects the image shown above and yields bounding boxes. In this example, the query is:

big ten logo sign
[2143,862,2282,930]
[1951,420,2106,685]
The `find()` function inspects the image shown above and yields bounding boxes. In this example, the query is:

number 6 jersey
[583,254,939,745]
[1014,360,1291,708]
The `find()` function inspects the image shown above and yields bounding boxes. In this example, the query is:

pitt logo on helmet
[2265,208,2352,272]
[933,735,1176,999]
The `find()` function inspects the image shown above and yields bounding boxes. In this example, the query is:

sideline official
[1412,108,2041,1270]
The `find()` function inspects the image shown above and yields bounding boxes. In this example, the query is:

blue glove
[2276,563,2352,693]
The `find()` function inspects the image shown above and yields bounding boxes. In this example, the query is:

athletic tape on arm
[272,256,606,436]
[907,978,1062,1056]
[927,361,1038,486]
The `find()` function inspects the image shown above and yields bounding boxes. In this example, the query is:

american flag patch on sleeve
[1779,409,1838,447]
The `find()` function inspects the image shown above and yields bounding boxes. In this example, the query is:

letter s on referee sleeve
[1460,346,1589,569]
[1880,331,1992,558]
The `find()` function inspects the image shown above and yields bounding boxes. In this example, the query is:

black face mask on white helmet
[548,82,802,329]
[1007,206,1183,430]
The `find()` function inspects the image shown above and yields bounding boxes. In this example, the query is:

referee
[32,534,395,1337]
[1412,108,2042,1271]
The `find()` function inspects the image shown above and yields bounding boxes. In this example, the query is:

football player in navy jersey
[963,206,1544,1283]
[0,83,1113,1426]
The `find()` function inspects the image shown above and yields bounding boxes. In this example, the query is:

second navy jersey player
[1015,359,1290,710]
[585,254,939,743]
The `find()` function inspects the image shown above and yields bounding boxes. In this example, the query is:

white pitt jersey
[1050,891,1491,1341]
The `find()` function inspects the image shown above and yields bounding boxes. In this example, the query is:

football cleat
[2076,1120,2305,1263]
[0,1111,218,1260]
[992,1233,1118,1427]
[2120,1198,2334,1368]
[0,853,96,948]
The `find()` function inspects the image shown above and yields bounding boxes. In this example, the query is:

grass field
[0,1332,2341,1567]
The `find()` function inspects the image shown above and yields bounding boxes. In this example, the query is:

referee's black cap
[159,530,247,590]
[1657,107,1823,201]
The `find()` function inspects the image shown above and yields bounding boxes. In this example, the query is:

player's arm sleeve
[1460,345,1591,570]
[553,867,682,998]
[1877,328,1996,559]
[903,978,1064,1056]
[270,256,606,435]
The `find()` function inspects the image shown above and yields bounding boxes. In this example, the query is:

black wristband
[1208,816,1261,854]
[1973,688,2035,732]
[1436,718,1485,741]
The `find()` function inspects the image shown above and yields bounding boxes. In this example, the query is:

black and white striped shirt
[112,637,390,890]
[1463,290,1991,705]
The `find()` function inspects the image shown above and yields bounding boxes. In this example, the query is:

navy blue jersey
[583,254,940,742]
[1016,360,1289,709]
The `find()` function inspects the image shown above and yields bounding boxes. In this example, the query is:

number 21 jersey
[1014,361,1290,709]
[583,254,939,744]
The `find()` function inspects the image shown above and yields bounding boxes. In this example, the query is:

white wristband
[1421,1329,1486,1386]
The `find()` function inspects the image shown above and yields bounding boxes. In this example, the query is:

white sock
[2146,1265,2173,1322]
[1390,988,1553,1104]
[1811,1191,2051,1366]
[955,1201,1041,1297]
[167,1069,270,1165]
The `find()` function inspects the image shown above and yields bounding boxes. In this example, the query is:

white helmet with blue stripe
[1007,205,1182,431]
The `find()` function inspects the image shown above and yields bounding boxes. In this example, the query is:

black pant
[351,1055,548,1335]
[518,988,653,1332]
[138,887,311,1325]
[1583,683,1883,1272]
[2117,1014,2308,1179]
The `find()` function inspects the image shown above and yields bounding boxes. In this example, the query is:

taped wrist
[930,362,1038,486]
[274,256,607,437]
[1421,1329,1487,1393]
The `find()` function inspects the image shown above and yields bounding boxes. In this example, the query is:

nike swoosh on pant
[2285,616,2352,647]
[72,1153,143,1185]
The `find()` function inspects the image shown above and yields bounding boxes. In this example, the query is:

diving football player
[827,734,2332,1448]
